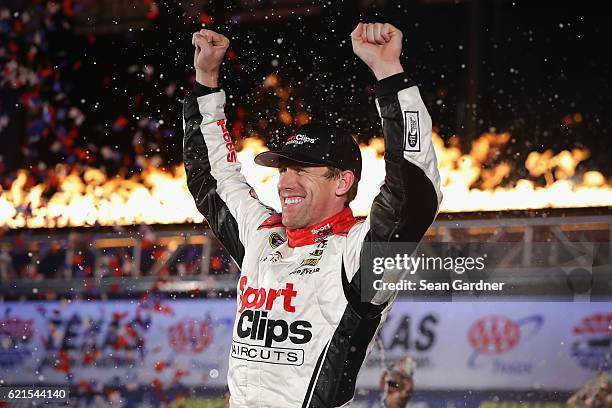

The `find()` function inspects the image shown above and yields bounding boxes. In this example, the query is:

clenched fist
[192,29,230,87]
[351,22,404,80]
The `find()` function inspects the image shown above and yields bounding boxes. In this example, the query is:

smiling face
[278,163,349,229]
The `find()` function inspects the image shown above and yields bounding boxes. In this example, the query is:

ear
[335,170,356,196]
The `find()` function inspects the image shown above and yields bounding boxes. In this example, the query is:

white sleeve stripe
[397,86,443,207]
[195,92,275,246]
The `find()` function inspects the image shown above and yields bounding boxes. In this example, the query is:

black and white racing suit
[183,73,442,408]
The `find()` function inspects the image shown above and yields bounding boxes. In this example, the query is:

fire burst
[0,132,610,229]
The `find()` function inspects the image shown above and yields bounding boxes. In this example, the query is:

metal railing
[1,208,610,299]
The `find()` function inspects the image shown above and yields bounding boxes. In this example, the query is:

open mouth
[283,197,304,206]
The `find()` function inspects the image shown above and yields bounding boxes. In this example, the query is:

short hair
[324,167,358,207]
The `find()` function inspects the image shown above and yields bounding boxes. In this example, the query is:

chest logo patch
[269,232,285,249]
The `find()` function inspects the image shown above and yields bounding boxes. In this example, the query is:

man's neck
[286,207,357,247]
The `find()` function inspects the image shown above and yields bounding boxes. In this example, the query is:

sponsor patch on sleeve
[404,111,421,152]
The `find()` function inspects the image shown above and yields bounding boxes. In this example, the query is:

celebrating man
[380,355,417,408]
[183,22,441,408]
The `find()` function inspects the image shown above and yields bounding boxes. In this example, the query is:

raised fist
[192,29,230,87]
[351,22,404,80]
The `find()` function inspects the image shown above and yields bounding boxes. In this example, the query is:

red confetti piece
[211,256,222,270]
[112,311,129,321]
[123,324,135,336]
[72,254,84,265]
[154,361,169,372]
[153,248,164,260]
[112,268,123,277]
[54,350,71,374]
[39,67,53,78]
[27,50,36,63]
[232,121,244,138]
[151,378,163,391]
[113,335,129,349]
[146,8,159,20]
[173,369,189,381]
[200,14,213,26]
[63,0,75,17]
[153,303,173,315]
[82,351,96,365]
[114,115,128,130]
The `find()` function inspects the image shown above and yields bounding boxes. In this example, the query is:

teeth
[284,197,303,205]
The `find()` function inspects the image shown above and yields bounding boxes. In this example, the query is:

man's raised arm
[344,23,443,308]
[183,29,275,267]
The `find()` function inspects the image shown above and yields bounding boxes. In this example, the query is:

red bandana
[286,207,357,247]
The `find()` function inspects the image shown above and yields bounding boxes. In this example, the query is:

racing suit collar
[286,207,356,247]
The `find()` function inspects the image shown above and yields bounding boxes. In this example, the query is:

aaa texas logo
[570,313,611,372]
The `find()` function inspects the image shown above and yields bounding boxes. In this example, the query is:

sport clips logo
[286,134,317,146]
[232,276,312,365]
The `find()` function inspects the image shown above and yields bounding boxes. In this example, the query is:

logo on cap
[286,134,318,146]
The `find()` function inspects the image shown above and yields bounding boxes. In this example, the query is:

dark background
[1,0,611,185]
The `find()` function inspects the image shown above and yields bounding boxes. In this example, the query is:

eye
[279,167,287,173]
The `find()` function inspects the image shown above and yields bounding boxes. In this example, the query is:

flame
[0,132,610,229]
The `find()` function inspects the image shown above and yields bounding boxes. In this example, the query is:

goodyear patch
[301,258,320,267]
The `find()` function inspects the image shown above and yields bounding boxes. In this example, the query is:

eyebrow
[279,165,307,171]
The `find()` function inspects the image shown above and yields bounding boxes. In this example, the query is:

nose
[278,168,299,192]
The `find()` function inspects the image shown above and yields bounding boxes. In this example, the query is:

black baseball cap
[254,124,362,180]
